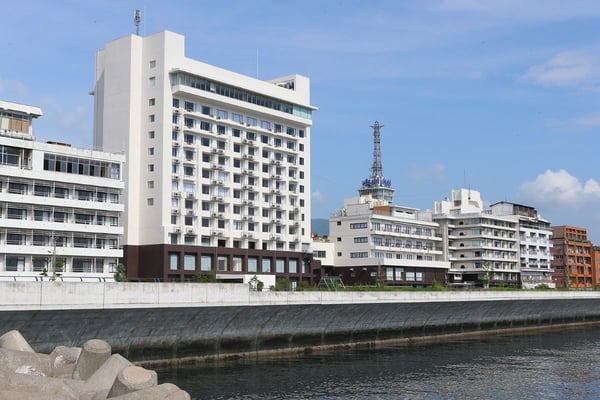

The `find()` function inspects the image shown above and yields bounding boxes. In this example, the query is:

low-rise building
[0,100,124,281]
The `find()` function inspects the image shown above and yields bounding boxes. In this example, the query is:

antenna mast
[358,121,394,203]
[134,10,141,36]
[370,121,384,178]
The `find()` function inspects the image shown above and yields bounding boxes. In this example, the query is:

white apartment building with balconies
[434,189,519,287]
[0,100,124,280]
[490,201,554,289]
[328,195,449,285]
[93,30,318,284]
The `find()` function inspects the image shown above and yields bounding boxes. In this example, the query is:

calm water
[158,327,600,399]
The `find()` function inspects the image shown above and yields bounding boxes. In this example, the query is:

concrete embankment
[2,282,600,365]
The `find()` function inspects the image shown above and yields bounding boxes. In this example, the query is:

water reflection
[159,327,600,399]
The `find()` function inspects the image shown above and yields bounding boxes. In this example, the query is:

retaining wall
[2,282,600,363]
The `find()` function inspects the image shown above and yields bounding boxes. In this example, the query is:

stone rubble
[0,330,191,400]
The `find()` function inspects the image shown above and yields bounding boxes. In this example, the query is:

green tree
[275,277,289,291]
[192,271,217,282]
[481,261,493,289]
[114,263,128,282]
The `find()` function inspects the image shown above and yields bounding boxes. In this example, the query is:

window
[149,77,156,87]
[149,115,155,123]
[276,259,285,273]
[148,147,154,156]
[217,256,228,271]
[261,258,271,273]
[169,253,179,270]
[289,259,297,273]
[149,98,155,106]
[149,60,156,68]
[184,254,196,271]
[248,257,258,272]
[147,198,154,206]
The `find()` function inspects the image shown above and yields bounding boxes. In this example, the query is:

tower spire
[359,121,394,202]
[370,121,384,178]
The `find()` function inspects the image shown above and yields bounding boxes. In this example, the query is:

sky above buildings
[2,0,600,243]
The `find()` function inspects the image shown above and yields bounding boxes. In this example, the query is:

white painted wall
[1,282,599,311]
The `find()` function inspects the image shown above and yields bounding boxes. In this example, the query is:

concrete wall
[2,282,600,363]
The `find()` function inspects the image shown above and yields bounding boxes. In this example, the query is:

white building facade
[93,31,318,283]
[0,100,124,281]
[328,196,449,285]
[434,189,520,287]
[490,202,554,289]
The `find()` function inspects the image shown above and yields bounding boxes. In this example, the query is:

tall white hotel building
[93,31,319,285]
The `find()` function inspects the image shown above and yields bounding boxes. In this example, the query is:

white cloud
[518,169,600,208]
[312,191,326,204]
[574,112,600,128]
[0,79,31,99]
[436,0,600,21]
[405,163,446,181]
[521,51,600,88]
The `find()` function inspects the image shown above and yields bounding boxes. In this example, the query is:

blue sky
[2,0,600,243]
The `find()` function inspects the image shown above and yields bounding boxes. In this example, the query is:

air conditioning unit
[212,196,217,201]
[187,228,195,234]
[173,176,179,180]
[175,228,181,233]
[174,159,180,164]
[243,154,248,158]
[174,126,180,131]
[212,231,218,236]
[211,212,217,217]
[173,142,180,147]
[173,192,180,197]
[243,139,248,143]
[187,210,194,216]
[187,193,194,199]
[217,149,224,154]
[212,148,218,153]
[243,234,248,238]
[212,180,218,184]
[218,213,223,217]
[243,216,247,220]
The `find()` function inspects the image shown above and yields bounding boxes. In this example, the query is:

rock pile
[0,330,190,399]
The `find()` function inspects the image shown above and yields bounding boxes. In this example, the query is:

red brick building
[551,226,594,289]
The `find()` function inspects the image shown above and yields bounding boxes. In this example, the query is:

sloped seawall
[1,282,600,364]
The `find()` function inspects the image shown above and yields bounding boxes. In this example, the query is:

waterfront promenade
[2,282,600,365]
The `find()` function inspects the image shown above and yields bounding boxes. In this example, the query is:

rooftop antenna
[358,121,394,202]
[134,10,141,36]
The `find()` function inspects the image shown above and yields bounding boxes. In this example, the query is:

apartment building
[434,189,519,287]
[93,31,319,286]
[329,196,449,286]
[551,226,594,289]
[0,100,124,280]
[490,202,554,289]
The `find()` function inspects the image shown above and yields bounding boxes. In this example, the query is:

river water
[158,326,600,399]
